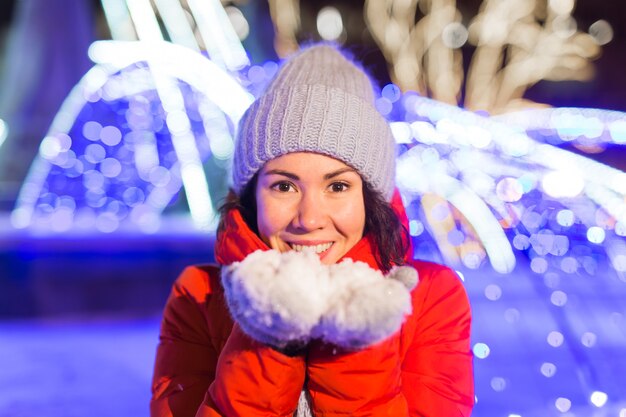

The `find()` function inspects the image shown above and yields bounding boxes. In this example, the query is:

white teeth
[290,242,333,254]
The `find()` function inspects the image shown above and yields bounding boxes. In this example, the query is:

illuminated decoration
[12,41,253,232]
[0,118,8,149]
[365,0,465,105]
[316,6,345,42]
[12,0,253,232]
[392,93,626,274]
[364,0,605,113]
[263,0,609,113]
[268,0,301,57]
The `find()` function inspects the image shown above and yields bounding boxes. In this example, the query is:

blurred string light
[389,90,626,273]
[12,0,626,278]
[266,0,610,112]
[361,0,607,114]
[589,19,613,45]
[365,0,465,105]
[101,0,249,70]
[268,0,301,57]
[316,6,344,42]
[153,0,201,51]
[13,0,253,232]
[0,118,8,148]
[225,6,250,41]
[186,0,249,71]
[464,0,601,113]
[118,0,212,230]
[100,0,137,40]
[12,39,253,232]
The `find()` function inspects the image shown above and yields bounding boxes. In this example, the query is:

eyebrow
[263,167,357,180]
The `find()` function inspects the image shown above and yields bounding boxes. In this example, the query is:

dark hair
[362,181,409,271]
[217,175,408,273]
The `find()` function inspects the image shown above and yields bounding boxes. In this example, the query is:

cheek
[333,197,366,239]
[256,193,289,238]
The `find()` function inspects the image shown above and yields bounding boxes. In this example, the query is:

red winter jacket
[150,195,474,416]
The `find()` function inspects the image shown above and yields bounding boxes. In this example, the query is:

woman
[150,44,474,416]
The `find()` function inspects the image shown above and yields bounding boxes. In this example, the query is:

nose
[293,191,328,231]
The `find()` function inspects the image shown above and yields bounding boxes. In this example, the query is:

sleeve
[195,323,306,417]
[150,266,225,417]
[150,265,306,417]
[400,263,475,417]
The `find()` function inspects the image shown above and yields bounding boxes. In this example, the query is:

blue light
[472,342,490,359]
[381,83,402,103]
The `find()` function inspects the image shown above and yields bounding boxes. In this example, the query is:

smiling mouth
[289,242,333,254]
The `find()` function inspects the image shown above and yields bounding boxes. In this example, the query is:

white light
[547,331,564,347]
[39,136,63,160]
[10,207,32,229]
[101,0,137,40]
[455,270,465,282]
[88,40,253,121]
[0,118,8,148]
[587,226,606,244]
[548,0,574,15]
[166,110,192,134]
[153,0,200,50]
[50,207,74,232]
[210,135,234,160]
[317,6,344,41]
[411,121,445,144]
[502,133,532,157]
[442,22,468,49]
[100,126,122,146]
[396,154,429,193]
[100,158,123,178]
[186,0,250,70]
[472,342,490,359]
[553,15,577,39]
[590,391,608,407]
[556,209,575,227]
[612,254,626,272]
[225,6,250,41]
[581,332,597,347]
[589,19,613,45]
[490,377,506,392]
[409,219,424,236]
[540,362,557,377]
[83,121,103,141]
[466,125,492,148]
[484,284,502,301]
[542,170,584,198]
[555,397,571,412]
[96,212,120,233]
[608,120,626,144]
[126,0,164,41]
[85,144,107,164]
[550,291,568,307]
[390,122,413,144]
[496,177,523,202]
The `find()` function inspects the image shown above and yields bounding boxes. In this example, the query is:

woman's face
[255,152,366,264]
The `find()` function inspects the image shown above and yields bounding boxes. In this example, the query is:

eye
[271,181,296,193]
[329,182,349,193]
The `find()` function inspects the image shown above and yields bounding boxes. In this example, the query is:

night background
[1,1,626,416]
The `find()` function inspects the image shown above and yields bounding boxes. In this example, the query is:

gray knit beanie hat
[232,44,396,200]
